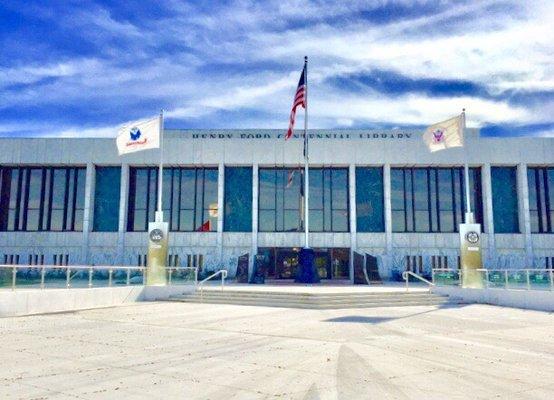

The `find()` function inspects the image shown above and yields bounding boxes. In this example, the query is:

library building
[0,128,553,281]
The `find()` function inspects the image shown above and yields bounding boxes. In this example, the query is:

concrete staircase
[168,289,452,309]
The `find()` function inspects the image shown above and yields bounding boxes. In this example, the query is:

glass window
[527,167,554,233]
[258,168,302,232]
[93,167,121,232]
[127,167,218,232]
[391,167,483,233]
[491,166,519,233]
[308,168,348,232]
[356,167,384,232]
[0,166,85,232]
[202,169,219,232]
[413,169,429,232]
[0,168,10,230]
[25,169,43,231]
[224,167,252,232]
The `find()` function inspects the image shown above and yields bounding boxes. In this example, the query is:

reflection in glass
[223,167,252,232]
[93,167,121,232]
[259,168,302,232]
[491,166,519,233]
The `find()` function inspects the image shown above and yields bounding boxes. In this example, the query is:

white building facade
[1,129,553,281]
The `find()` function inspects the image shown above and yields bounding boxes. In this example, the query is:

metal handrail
[198,269,228,298]
[402,271,434,291]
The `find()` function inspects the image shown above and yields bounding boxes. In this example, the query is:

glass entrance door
[314,249,332,279]
[275,248,299,279]
[258,247,350,280]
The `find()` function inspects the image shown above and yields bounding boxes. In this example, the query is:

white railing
[432,268,554,291]
[402,271,434,291]
[0,265,198,290]
[198,269,228,299]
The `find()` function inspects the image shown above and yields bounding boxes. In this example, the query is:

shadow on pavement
[322,302,468,324]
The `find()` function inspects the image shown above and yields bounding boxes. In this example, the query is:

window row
[127,167,218,232]
[0,165,541,235]
[0,167,86,231]
[528,167,554,233]
[258,168,349,232]
[391,167,483,233]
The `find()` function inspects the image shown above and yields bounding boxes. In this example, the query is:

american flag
[286,170,295,188]
[285,64,306,140]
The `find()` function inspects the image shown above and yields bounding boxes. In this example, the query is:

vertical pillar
[348,164,357,282]
[383,164,393,270]
[518,163,533,266]
[251,164,259,277]
[482,163,496,266]
[117,164,129,265]
[217,163,224,261]
[81,162,95,264]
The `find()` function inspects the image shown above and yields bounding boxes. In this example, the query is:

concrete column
[384,164,393,256]
[348,164,356,282]
[518,163,533,266]
[251,164,259,277]
[482,164,496,266]
[217,163,224,261]
[117,164,129,265]
[81,162,95,264]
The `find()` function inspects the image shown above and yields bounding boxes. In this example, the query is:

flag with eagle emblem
[423,113,464,152]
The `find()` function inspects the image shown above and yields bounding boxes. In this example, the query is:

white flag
[116,116,160,155]
[423,114,464,152]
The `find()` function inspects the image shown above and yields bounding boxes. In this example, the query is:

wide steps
[168,290,452,309]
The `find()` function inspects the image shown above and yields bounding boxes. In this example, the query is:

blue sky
[0,0,552,137]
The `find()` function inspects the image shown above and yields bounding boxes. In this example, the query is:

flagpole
[156,109,164,222]
[303,56,309,248]
[462,108,473,223]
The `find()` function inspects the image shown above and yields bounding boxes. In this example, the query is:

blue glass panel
[224,167,252,232]
[356,167,384,232]
[413,169,429,232]
[491,166,519,233]
[93,167,121,232]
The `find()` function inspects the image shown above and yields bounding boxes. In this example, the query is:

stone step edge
[166,299,452,309]
[174,295,445,303]
[168,297,451,306]
[193,290,431,297]
[175,293,442,301]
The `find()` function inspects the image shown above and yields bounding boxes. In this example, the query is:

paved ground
[1,302,553,399]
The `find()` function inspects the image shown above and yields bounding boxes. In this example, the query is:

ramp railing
[432,268,554,291]
[198,269,228,299]
[0,265,198,290]
[402,271,434,291]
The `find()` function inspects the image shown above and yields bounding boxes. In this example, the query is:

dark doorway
[257,247,350,280]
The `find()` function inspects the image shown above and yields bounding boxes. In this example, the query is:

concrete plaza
[1,301,553,399]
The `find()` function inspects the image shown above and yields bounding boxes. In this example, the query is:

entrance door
[259,247,351,280]
[314,249,332,279]
[275,248,299,279]
[330,248,350,279]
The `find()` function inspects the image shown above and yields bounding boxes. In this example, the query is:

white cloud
[0,0,552,135]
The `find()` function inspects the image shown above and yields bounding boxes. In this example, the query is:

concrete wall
[1,129,554,279]
[432,286,554,312]
[0,285,196,317]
